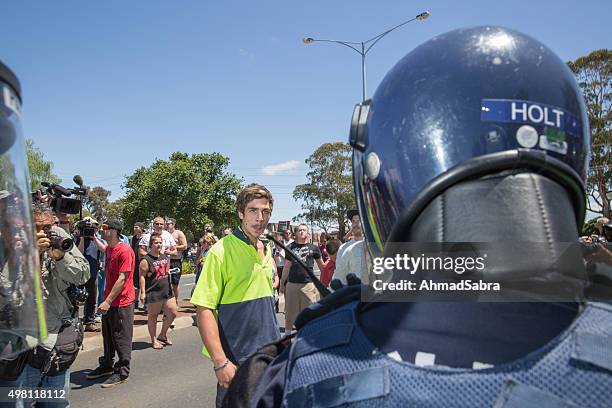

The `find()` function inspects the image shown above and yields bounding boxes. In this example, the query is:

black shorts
[170,258,182,285]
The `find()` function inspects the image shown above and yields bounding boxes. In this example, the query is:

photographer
[73,217,104,332]
[19,202,89,406]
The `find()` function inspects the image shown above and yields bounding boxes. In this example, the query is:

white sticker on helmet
[516,125,538,148]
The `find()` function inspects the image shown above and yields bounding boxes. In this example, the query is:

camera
[47,230,74,252]
[34,175,88,215]
[67,284,88,306]
[76,219,97,238]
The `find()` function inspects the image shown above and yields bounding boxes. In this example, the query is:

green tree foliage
[568,49,611,217]
[581,218,599,236]
[83,186,111,219]
[26,139,61,190]
[105,199,125,223]
[293,142,356,237]
[122,152,241,238]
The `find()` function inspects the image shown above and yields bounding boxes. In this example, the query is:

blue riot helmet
[0,61,46,359]
[350,26,588,252]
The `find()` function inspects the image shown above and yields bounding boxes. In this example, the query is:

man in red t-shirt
[86,219,135,388]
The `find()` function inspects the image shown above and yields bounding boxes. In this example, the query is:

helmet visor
[0,81,46,359]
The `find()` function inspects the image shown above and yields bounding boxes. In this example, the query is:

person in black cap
[87,219,136,388]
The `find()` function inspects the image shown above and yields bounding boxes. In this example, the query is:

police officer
[232,27,612,407]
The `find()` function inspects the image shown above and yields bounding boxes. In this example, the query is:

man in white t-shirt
[332,240,368,285]
[138,216,177,258]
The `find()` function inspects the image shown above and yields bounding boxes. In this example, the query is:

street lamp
[303,11,430,101]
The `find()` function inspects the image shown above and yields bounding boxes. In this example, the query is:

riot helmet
[0,61,45,358]
[350,26,589,252]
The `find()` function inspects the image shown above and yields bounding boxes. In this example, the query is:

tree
[568,49,611,218]
[581,218,599,236]
[105,199,125,223]
[293,142,356,238]
[25,139,61,190]
[83,186,111,219]
[122,152,242,238]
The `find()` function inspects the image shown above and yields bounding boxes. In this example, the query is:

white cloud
[262,160,301,175]
[239,48,249,56]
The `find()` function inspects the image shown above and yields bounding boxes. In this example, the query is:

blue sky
[1,0,610,223]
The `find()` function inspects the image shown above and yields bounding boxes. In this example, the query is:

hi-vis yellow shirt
[191,231,280,362]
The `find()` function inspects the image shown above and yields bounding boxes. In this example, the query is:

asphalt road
[71,274,218,407]
[70,273,287,408]
[70,323,218,407]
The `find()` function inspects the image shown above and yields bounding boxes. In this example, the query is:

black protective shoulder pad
[294,285,363,330]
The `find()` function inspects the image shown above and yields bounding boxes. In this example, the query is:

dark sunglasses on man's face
[154,222,164,226]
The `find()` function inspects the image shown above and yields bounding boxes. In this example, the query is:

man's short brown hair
[236,183,274,214]
[325,239,341,255]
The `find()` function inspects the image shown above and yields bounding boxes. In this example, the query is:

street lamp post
[303,11,430,101]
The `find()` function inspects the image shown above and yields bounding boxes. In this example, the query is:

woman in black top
[138,233,178,349]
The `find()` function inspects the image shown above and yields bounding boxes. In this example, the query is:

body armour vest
[282,301,612,407]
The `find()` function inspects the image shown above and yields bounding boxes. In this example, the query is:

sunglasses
[154,223,164,226]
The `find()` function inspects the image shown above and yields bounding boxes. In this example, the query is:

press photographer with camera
[73,217,105,332]
[18,201,90,406]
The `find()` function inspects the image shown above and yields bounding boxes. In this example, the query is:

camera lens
[60,238,74,252]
